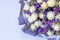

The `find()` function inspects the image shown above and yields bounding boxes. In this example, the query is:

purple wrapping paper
[18,0,27,25]
[18,0,60,40]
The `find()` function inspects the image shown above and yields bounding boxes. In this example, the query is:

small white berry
[47,0,56,7]
[23,4,30,11]
[47,11,55,20]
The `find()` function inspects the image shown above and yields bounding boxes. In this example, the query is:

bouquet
[18,0,60,39]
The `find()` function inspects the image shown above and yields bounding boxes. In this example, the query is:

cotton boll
[56,13,60,21]
[23,4,30,11]
[30,24,36,31]
[29,6,36,13]
[47,30,53,36]
[58,1,60,7]
[41,2,48,9]
[39,13,45,19]
[47,0,56,7]
[47,11,55,20]
[37,0,42,3]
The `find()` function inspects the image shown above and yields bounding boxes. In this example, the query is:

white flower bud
[47,11,55,20]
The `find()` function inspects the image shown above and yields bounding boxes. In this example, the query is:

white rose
[47,0,56,7]
[47,11,55,20]
[52,23,60,31]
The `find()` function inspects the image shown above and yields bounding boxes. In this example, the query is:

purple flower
[35,28,40,34]
[53,6,59,14]
[34,3,41,8]
[42,27,48,33]
[38,28,43,33]
[42,8,49,15]
[42,17,48,23]
[48,26,53,31]
[47,20,53,26]
[35,8,40,13]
